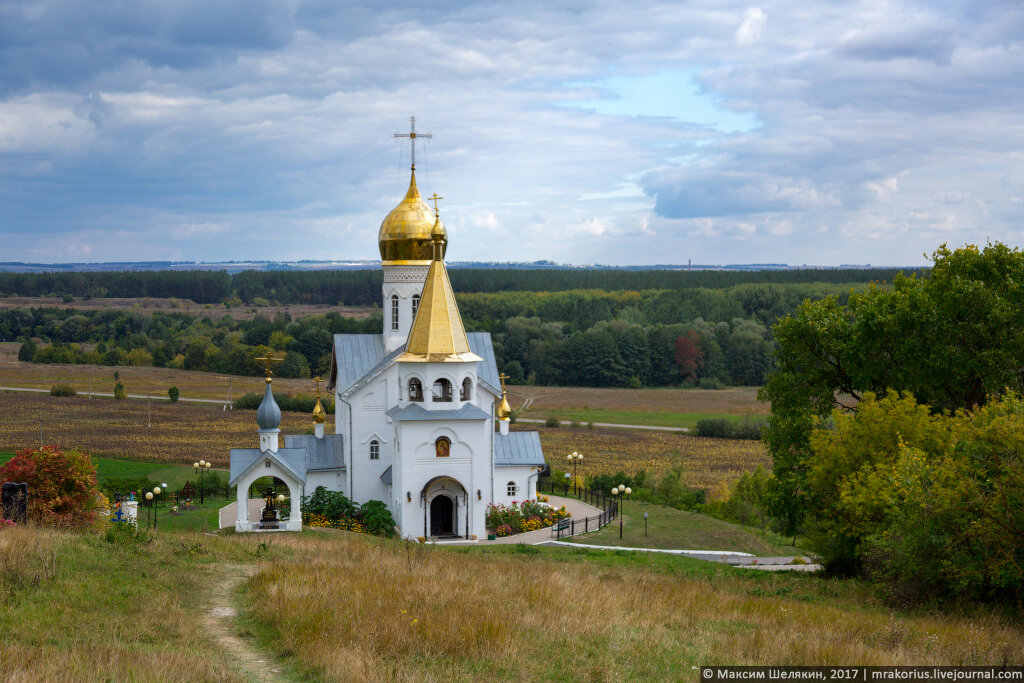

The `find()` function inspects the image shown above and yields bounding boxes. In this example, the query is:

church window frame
[432,378,453,402]
[460,377,473,401]
[369,440,380,460]
[408,377,424,402]
[412,293,420,319]
[435,437,451,458]
[507,481,518,497]
[391,295,399,330]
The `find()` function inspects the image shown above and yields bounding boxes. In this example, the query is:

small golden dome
[379,170,447,263]
[497,393,512,421]
[312,397,325,424]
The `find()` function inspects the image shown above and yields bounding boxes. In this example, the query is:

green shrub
[168,386,179,402]
[695,417,765,440]
[545,415,560,428]
[358,500,396,537]
[17,340,36,362]
[233,391,334,414]
[302,486,358,520]
[49,383,77,397]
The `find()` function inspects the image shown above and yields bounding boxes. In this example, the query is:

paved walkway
[432,494,604,546]
[0,385,225,404]
[545,540,820,571]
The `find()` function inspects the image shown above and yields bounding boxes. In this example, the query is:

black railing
[539,478,618,539]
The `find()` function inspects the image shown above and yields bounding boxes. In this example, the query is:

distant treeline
[0,267,920,306]
[1,268,922,388]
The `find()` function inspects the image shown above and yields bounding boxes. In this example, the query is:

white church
[229,143,547,539]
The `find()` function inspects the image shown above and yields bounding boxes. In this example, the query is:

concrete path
[218,499,273,529]
[434,494,604,546]
[545,540,820,571]
[515,416,688,432]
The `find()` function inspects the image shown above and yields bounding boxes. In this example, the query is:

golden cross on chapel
[312,375,323,399]
[499,372,509,390]
[257,350,282,380]
[428,193,444,217]
[394,115,431,171]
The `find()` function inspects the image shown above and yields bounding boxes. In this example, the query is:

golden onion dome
[497,393,512,420]
[312,397,325,424]
[379,170,447,263]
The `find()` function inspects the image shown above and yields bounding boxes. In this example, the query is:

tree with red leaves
[674,330,704,382]
[0,446,101,527]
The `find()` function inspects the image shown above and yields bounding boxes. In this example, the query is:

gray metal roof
[385,402,492,421]
[229,447,308,486]
[330,332,501,397]
[494,431,546,467]
[467,332,501,395]
[380,465,392,485]
[330,334,386,394]
[283,434,345,472]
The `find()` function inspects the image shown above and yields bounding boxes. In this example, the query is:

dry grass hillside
[3,524,1021,682]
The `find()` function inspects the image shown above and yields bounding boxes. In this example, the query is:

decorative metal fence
[539,478,618,540]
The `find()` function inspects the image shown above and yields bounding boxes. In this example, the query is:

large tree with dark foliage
[760,242,1024,538]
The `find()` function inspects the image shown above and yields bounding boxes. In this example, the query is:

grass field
[510,385,768,415]
[0,391,316,467]
[2,525,1021,681]
[524,408,764,429]
[0,341,317,400]
[566,499,799,554]
[0,450,223,490]
[0,392,768,489]
[538,425,768,489]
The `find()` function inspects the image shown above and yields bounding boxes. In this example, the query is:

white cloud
[0,0,1022,266]
[735,8,767,47]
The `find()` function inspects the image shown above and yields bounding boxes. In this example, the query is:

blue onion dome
[256,380,281,430]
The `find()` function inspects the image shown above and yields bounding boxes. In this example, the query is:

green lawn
[564,499,802,556]
[0,451,226,491]
[520,408,763,429]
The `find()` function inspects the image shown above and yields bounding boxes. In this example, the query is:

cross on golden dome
[428,193,443,217]
[257,350,282,380]
[394,116,432,171]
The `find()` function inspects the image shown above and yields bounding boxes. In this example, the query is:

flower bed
[302,513,366,534]
[486,499,570,536]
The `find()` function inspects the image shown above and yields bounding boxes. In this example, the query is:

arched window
[408,378,423,402]
[460,377,473,401]
[412,293,420,319]
[432,378,452,402]
[435,437,451,457]
[369,440,380,460]
[507,481,518,497]
[391,295,399,330]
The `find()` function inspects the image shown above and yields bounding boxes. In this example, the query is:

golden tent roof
[398,227,481,364]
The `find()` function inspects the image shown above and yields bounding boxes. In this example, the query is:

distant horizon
[0,258,918,274]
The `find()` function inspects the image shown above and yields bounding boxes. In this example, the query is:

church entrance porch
[430,495,455,536]
[422,475,469,539]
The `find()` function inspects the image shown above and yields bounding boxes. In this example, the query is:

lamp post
[566,451,583,496]
[145,491,153,528]
[194,459,212,504]
[644,511,649,537]
[276,493,286,521]
[611,484,632,539]
[152,486,161,529]
[563,472,570,495]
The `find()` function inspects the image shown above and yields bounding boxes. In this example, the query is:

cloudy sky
[1,0,1022,266]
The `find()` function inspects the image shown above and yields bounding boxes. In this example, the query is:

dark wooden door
[430,496,453,535]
